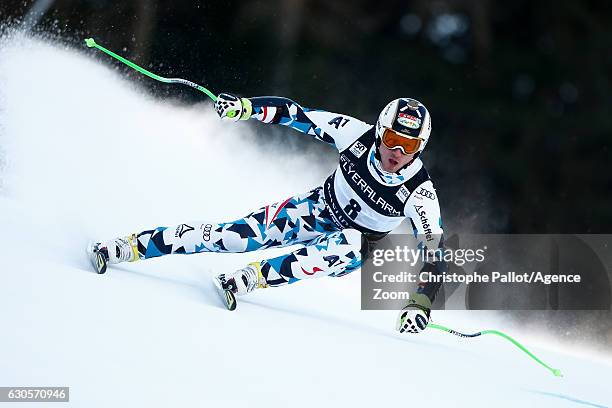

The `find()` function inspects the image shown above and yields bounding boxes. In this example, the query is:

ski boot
[213,262,268,311]
[87,234,140,274]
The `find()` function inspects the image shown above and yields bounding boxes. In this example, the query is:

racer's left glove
[396,293,432,334]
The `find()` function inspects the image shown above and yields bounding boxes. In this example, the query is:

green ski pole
[428,323,563,377]
[84,38,218,102]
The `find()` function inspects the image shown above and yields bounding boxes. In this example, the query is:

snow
[0,34,610,407]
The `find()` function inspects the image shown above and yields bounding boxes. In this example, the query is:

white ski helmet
[375,98,432,156]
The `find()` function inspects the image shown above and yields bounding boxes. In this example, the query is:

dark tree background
[2,0,610,235]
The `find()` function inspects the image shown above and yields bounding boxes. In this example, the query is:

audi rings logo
[201,224,213,241]
[416,187,436,200]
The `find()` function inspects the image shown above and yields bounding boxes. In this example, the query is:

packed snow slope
[0,34,609,408]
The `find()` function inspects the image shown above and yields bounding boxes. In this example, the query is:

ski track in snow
[0,33,609,407]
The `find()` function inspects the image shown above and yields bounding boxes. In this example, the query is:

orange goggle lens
[381,128,422,155]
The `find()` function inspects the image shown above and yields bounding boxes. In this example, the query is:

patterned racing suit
[135,97,445,299]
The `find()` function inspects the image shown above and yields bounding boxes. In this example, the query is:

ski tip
[86,241,107,274]
[213,275,237,311]
[225,290,237,311]
[84,38,96,48]
[95,251,107,274]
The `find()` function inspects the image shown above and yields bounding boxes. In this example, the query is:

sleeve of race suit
[404,179,447,305]
[248,96,374,151]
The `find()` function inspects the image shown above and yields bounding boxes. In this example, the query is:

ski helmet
[375,98,432,157]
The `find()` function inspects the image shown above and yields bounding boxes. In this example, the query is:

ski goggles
[381,128,423,155]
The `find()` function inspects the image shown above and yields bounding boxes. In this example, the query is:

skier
[88,94,445,334]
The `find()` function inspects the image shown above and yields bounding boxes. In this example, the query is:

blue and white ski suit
[136,97,445,298]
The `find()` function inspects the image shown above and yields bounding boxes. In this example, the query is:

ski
[213,274,237,311]
[87,242,108,274]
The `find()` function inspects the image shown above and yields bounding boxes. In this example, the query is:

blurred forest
[1,0,611,234]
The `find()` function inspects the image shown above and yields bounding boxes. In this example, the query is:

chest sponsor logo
[397,113,421,129]
[340,154,401,217]
[413,205,434,242]
[416,187,436,200]
[349,141,367,158]
[395,185,409,203]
